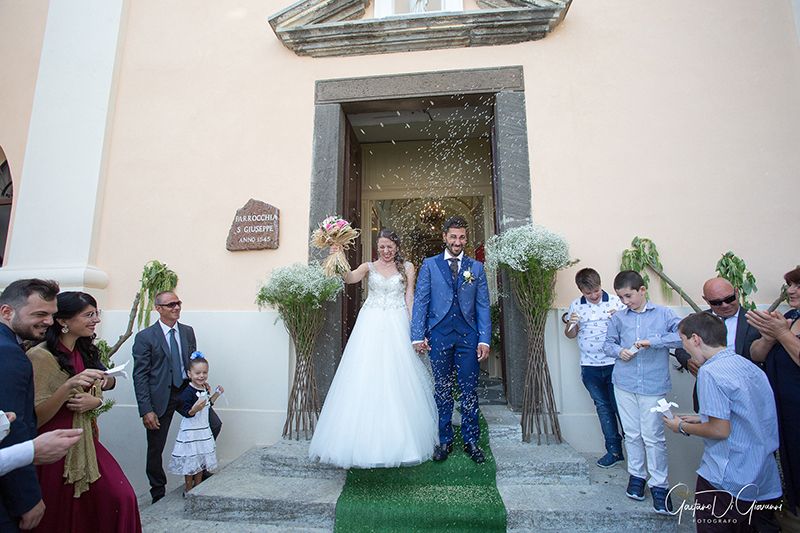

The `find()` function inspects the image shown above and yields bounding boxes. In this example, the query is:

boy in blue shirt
[665,312,781,531]
[603,270,682,515]
[564,268,626,468]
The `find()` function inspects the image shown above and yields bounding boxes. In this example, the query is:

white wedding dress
[308,262,438,468]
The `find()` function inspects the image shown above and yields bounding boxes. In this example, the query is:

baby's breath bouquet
[310,216,360,277]
[486,224,575,444]
[257,263,343,439]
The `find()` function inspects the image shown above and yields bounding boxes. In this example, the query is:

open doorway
[309,67,532,409]
[338,94,504,386]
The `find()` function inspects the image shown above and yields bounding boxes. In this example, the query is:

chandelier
[419,200,446,226]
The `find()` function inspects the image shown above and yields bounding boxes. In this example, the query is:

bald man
[674,278,762,411]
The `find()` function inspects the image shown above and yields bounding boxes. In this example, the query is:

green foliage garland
[88,339,116,419]
[136,260,179,330]
[715,252,758,311]
[620,237,701,312]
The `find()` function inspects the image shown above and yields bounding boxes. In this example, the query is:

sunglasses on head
[707,294,736,307]
[157,301,182,309]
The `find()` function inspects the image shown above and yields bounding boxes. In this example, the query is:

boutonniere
[462,271,475,284]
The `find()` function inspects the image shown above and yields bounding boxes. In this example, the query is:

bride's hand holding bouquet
[311,216,360,277]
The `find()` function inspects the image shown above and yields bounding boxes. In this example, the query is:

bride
[308,229,438,468]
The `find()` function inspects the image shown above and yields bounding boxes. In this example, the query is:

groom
[411,216,491,464]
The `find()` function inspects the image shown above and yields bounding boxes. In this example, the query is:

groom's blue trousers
[429,324,480,447]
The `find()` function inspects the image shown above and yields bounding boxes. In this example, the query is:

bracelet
[678,421,690,437]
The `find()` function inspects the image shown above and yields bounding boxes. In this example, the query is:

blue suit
[411,253,491,446]
[0,324,41,532]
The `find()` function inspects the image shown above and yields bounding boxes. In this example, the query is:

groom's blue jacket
[411,253,491,345]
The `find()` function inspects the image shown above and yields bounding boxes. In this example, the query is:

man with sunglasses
[132,291,222,504]
[674,278,761,412]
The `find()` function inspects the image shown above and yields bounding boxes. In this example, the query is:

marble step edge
[500,483,680,532]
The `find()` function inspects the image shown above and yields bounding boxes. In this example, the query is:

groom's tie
[448,257,459,281]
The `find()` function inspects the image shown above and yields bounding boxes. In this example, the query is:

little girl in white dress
[169,352,224,492]
[309,230,438,468]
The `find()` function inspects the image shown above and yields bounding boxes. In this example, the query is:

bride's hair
[377,229,407,286]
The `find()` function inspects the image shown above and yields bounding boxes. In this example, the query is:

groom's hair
[442,216,468,233]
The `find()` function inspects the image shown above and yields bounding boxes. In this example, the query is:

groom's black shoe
[464,442,485,464]
[433,442,453,462]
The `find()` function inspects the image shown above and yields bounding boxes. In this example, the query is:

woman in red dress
[27,291,141,533]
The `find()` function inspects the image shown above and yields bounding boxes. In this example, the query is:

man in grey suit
[674,277,761,412]
[132,291,221,503]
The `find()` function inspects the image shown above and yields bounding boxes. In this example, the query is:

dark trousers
[429,327,480,446]
[146,384,222,500]
[580,364,623,455]
[695,475,781,533]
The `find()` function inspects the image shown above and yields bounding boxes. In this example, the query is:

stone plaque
[226,199,279,251]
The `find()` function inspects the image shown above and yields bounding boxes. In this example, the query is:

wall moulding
[268,0,571,57]
[315,66,524,104]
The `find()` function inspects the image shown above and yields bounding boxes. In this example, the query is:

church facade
[0,0,798,495]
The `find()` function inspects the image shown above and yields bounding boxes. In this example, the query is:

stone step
[142,404,688,532]
[483,405,591,485]
[183,447,345,528]
[501,483,680,532]
[492,439,590,485]
[259,439,344,479]
[141,485,329,532]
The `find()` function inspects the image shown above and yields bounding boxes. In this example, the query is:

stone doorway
[308,67,533,410]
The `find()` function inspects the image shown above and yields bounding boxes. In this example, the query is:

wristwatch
[678,421,690,437]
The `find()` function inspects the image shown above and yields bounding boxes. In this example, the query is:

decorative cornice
[0,265,109,290]
[268,0,571,57]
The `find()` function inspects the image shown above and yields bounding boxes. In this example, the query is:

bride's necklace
[374,258,397,276]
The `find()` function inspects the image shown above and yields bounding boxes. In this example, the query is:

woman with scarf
[27,291,141,533]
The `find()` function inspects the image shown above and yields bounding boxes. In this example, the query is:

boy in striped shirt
[665,312,782,532]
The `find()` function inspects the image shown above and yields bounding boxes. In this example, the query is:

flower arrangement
[485,224,571,273]
[486,224,575,444]
[257,263,343,439]
[257,262,343,311]
[310,216,360,277]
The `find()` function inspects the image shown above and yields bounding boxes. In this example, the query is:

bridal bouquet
[310,216,360,277]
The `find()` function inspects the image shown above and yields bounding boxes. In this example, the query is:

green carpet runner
[333,415,507,532]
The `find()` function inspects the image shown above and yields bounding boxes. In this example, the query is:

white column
[793,0,800,45]
[0,0,126,290]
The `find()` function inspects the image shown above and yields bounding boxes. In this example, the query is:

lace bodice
[362,263,407,311]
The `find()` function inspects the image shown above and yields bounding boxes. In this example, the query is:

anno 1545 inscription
[226,199,279,251]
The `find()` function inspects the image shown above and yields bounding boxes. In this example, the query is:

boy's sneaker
[650,486,674,515]
[596,452,624,468]
[625,475,646,501]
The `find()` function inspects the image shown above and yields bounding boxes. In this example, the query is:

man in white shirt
[0,411,82,477]
[674,278,761,411]
[132,291,221,503]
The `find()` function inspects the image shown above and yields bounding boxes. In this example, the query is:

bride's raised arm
[329,244,369,284]
[404,261,416,319]
[342,262,370,284]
